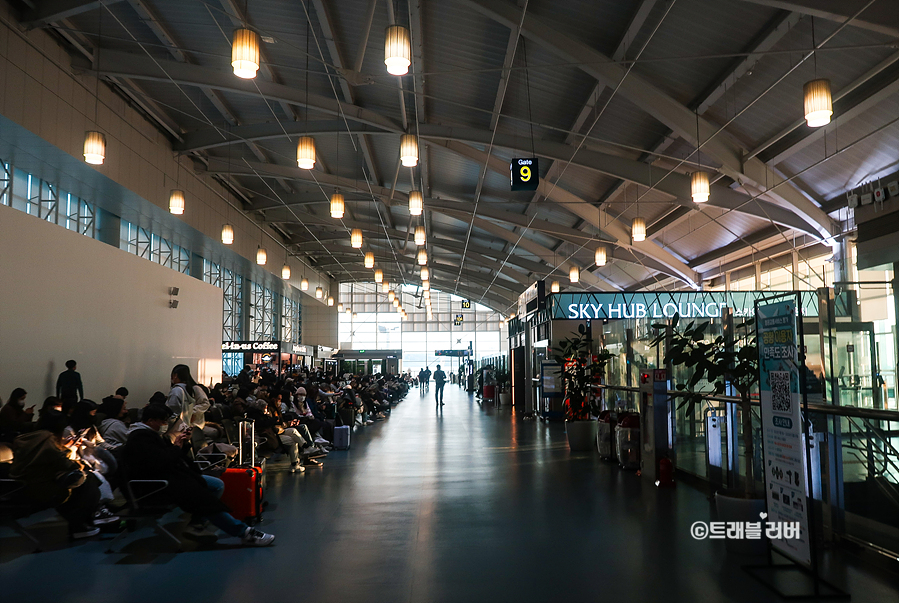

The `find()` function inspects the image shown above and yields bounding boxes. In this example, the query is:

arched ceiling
[22,0,899,312]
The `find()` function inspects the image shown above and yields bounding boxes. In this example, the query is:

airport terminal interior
[2,0,899,600]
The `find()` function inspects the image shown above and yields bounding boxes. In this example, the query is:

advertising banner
[757,299,811,567]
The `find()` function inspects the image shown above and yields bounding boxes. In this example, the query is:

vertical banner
[757,299,811,566]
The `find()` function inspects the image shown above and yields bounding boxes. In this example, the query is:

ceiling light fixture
[632,217,646,242]
[595,245,607,267]
[408,190,423,216]
[327,296,334,307]
[351,228,363,248]
[804,78,832,128]
[417,248,427,265]
[384,25,411,76]
[338,303,344,313]
[420,266,430,281]
[551,281,560,293]
[388,290,395,302]
[297,136,316,169]
[231,28,260,78]
[569,266,579,283]
[301,278,309,291]
[374,268,383,283]
[382,281,389,293]
[221,224,234,245]
[256,246,267,266]
[364,252,374,269]
[168,189,185,215]
[281,263,291,280]
[691,172,710,203]
[83,131,106,165]
[414,225,426,246]
[315,286,323,299]
[400,134,419,167]
[330,190,345,218]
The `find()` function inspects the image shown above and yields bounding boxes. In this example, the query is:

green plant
[650,315,759,496]
[553,324,614,421]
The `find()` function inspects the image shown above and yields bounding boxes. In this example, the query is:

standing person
[417,368,426,394]
[422,366,431,393]
[166,365,210,440]
[56,360,84,405]
[433,365,447,407]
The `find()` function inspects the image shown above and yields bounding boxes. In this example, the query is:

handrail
[592,383,899,421]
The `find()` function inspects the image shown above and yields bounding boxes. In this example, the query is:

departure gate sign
[511,158,539,191]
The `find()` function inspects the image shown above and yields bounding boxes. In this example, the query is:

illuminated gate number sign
[511,158,539,191]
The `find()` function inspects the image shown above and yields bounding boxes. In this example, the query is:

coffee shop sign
[565,301,745,320]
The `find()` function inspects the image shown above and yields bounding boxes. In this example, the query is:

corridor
[2,384,897,602]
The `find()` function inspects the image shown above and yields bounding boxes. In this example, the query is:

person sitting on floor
[122,404,274,546]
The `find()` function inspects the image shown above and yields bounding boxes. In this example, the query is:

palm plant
[554,325,614,421]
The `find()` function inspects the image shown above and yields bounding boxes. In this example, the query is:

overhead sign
[435,349,471,357]
[757,298,811,567]
[549,291,819,321]
[461,299,471,309]
[291,344,311,355]
[222,341,281,352]
[453,314,464,326]
[511,157,539,191]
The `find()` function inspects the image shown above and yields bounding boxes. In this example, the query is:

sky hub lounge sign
[548,291,818,321]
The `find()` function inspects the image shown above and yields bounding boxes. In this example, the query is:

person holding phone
[0,388,35,434]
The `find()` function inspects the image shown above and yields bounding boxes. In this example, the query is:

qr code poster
[756,299,811,567]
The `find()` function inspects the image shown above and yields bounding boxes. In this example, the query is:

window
[250,282,275,340]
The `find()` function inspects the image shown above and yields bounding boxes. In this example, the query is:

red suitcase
[220,466,263,524]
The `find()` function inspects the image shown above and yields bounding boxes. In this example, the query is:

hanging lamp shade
[595,245,607,267]
[388,290,395,302]
[422,280,430,291]
[400,134,419,167]
[83,131,106,165]
[327,296,334,307]
[414,225,426,246]
[338,303,344,313]
[353,312,357,318]
[256,246,267,265]
[315,286,323,299]
[424,289,430,299]
[417,248,427,265]
[330,191,345,218]
[551,280,560,293]
[691,171,710,203]
[281,263,291,280]
[364,252,375,269]
[301,277,309,291]
[804,78,833,128]
[351,228,363,248]
[632,217,646,242]
[420,266,430,281]
[221,224,234,245]
[296,136,316,169]
[381,281,389,293]
[408,190,423,216]
[384,25,411,76]
[374,268,383,283]
[569,266,579,283]
[345,307,351,315]
[231,28,260,79]
[392,299,399,308]
[168,190,185,215]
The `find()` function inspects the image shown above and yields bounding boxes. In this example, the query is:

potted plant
[496,369,512,405]
[650,315,765,554]
[554,325,614,451]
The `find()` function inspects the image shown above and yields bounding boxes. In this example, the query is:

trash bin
[596,410,615,460]
[615,413,641,470]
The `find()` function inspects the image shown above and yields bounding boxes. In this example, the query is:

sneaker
[303,457,323,467]
[93,507,120,525]
[241,528,275,547]
[71,526,101,539]
[289,462,305,473]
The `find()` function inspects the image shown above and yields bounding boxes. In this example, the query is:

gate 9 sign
[511,158,539,191]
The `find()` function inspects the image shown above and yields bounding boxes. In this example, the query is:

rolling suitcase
[333,425,350,450]
[220,466,263,524]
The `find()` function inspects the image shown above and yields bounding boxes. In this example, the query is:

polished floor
[2,385,898,602]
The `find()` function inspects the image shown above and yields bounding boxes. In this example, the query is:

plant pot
[714,490,767,555]
[566,420,598,452]
[499,391,511,405]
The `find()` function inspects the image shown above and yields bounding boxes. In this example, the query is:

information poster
[757,299,811,566]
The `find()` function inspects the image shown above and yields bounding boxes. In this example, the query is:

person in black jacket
[121,404,274,546]
[56,360,84,405]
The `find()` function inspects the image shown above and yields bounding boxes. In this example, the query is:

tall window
[250,282,275,340]
[281,296,301,343]
[6,166,95,238]
[204,260,243,342]
[121,220,189,274]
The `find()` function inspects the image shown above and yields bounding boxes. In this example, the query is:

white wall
[0,204,222,407]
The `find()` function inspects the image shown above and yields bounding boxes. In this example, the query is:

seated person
[9,410,117,538]
[98,396,129,448]
[122,404,274,546]
[0,388,35,438]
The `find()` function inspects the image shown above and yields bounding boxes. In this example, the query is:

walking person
[433,365,447,407]
[56,360,84,406]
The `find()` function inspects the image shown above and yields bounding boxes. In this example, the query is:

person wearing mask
[433,365,447,407]
[0,388,35,434]
[122,404,274,546]
[56,360,84,404]
[10,410,116,538]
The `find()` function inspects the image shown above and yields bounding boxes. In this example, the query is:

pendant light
[301,277,309,291]
[382,281,389,293]
[281,263,291,280]
[632,217,646,242]
[417,248,428,265]
[374,268,383,283]
[221,224,234,245]
[345,307,351,315]
[297,136,316,169]
[83,131,106,165]
[422,280,430,291]
[420,266,430,281]
[595,245,607,267]
[393,299,399,308]
[414,225,426,246]
[338,303,344,313]
[804,78,832,127]
[168,189,185,215]
[364,252,375,269]
[327,296,334,307]
[408,190,423,216]
[691,172,710,203]
[256,246,267,266]
[315,286,323,299]
[384,25,411,76]
[424,289,430,299]
[231,28,260,79]
[351,228,363,248]
[400,134,419,167]
[551,280,560,293]
[569,266,579,283]
[330,190,345,218]
[388,290,396,302]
